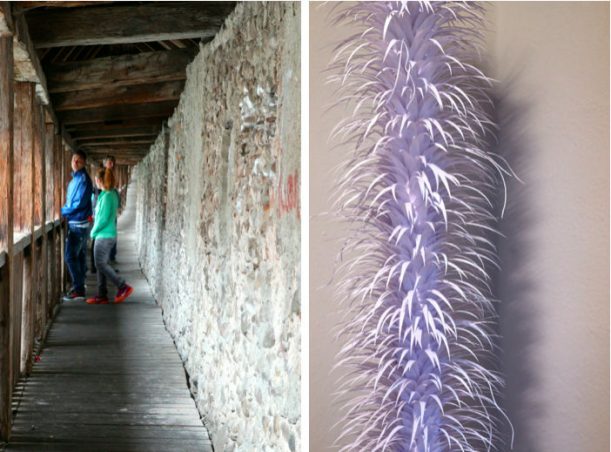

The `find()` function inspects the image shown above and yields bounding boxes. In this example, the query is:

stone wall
[133,3,300,451]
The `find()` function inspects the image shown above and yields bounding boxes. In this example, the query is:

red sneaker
[114,285,133,304]
[86,295,109,305]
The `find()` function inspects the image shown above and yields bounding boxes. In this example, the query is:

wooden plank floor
[4,184,212,451]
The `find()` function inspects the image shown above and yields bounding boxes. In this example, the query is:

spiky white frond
[329,2,513,451]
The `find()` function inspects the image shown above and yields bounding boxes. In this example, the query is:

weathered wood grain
[80,138,156,147]
[52,80,185,111]
[0,3,14,32]
[52,134,61,220]
[13,83,34,232]
[14,2,114,12]
[71,126,160,141]
[0,33,13,251]
[0,35,13,441]
[32,103,42,227]
[45,50,194,93]
[65,119,164,133]
[19,251,33,377]
[27,3,235,48]
[0,40,12,437]
[9,251,23,433]
[59,101,176,125]
[44,125,54,222]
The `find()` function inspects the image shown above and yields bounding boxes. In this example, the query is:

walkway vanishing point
[4,185,213,451]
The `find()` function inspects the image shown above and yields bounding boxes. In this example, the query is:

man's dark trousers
[65,224,88,292]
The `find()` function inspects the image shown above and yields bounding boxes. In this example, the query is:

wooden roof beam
[59,101,176,125]
[80,138,156,147]
[65,120,166,133]
[0,2,13,31]
[0,2,50,105]
[84,145,150,152]
[85,150,150,162]
[71,126,161,141]
[45,49,195,93]
[27,2,236,48]
[53,80,184,111]
[14,2,115,12]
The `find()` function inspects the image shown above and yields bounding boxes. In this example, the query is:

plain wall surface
[310,2,609,451]
[309,4,349,451]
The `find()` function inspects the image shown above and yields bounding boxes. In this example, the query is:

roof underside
[17,1,236,165]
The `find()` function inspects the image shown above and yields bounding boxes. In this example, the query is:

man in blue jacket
[61,150,93,301]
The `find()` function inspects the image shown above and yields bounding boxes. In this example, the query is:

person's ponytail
[96,167,116,191]
[104,167,115,191]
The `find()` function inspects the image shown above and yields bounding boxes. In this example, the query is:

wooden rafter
[65,119,166,132]
[71,126,161,141]
[52,80,184,111]
[3,1,235,169]
[27,3,236,48]
[59,101,177,125]
[13,2,115,12]
[80,138,156,147]
[45,49,195,93]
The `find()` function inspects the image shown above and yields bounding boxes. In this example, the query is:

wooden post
[32,105,47,342]
[16,82,35,377]
[33,104,42,227]
[53,134,61,220]
[60,143,65,293]
[61,142,69,292]
[45,123,54,222]
[31,113,49,339]
[0,32,14,441]
[14,83,34,232]
[8,250,21,421]
[43,123,52,324]
[52,134,62,310]
[12,81,34,438]
[21,97,41,375]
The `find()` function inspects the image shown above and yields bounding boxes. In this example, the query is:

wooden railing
[0,11,135,441]
[0,219,66,438]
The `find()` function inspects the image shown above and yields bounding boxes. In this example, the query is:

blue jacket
[61,168,93,224]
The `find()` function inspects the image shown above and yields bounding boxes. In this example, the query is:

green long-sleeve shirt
[90,189,119,239]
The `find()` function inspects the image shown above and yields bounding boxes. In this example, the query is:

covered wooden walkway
[0,3,238,447]
[4,183,212,451]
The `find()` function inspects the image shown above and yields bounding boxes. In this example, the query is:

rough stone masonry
[133,3,300,451]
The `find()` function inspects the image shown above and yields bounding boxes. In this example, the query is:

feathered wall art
[329,2,514,451]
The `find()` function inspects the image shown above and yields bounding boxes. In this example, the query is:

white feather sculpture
[328,2,514,451]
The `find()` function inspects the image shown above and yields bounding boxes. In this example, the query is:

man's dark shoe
[63,289,85,302]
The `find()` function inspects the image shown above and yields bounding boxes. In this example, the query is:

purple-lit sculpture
[330,2,513,450]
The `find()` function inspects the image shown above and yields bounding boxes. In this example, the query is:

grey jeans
[94,238,125,297]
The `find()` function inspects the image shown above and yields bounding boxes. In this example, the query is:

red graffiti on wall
[269,171,300,218]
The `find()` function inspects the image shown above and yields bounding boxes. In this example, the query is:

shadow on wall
[492,73,542,452]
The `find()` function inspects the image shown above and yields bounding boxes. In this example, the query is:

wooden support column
[11,82,33,429]
[33,104,43,228]
[51,133,61,314]
[0,31,13,441]
[13,83,34,232]
[53,134,61,220]
[45,122,54,222]
[61,143,69,292]
[33,115,49,338]
[19,83,37,376]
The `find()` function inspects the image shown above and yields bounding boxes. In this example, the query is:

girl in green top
[87,167,133,304]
